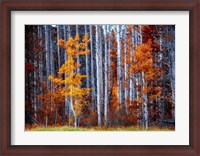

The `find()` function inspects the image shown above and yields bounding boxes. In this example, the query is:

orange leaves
[149,92,161,99]
[79,49,90,56]
[133,98,143,103]
[62,73,87,86]
[111,84,120,111]
[63,33,90,58]
[57,38,65,47]
[110,49,117,58]
[130,39,162,81]
[127,32,164,108]
[51,33,91,88]
[61,85,91,98]
[37,82,65,117]
[142,86,151,94]
[58,60,77,75]
[48,33,91,123]
[75,34,80,41]
[155,87,162,91]
[48,75,62,84]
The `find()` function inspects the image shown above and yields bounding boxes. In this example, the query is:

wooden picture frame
[0,0,199,155]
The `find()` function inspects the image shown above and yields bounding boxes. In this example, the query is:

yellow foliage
[57,38,65,47]
[48,33,91,124]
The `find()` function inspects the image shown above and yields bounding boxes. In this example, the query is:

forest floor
[26,125,175,131]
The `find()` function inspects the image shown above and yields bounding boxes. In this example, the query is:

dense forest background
[25,25,175,130]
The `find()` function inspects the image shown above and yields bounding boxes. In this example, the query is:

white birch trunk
[44,25,50,126]
[89,25,96,111]
[99,27,104,114]
[107,25,111,95]
[50,27,55,78]
[85,25,89,88]
[95,25,102,126]
[68,25,71,38]
[142,72,148,129]
[70,86,77,128]
[104,26,108,125]
[63,25,68,116]
[124,26,128,114]
[117,25,122,105]
[62,25,71,120]
[139,25,148,129]
[57,26,61,69]
[129,26,135,104]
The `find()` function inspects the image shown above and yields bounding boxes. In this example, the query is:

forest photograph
[25,24,175,131]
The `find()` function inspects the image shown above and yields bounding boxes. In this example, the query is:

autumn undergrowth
[26,125,174,131]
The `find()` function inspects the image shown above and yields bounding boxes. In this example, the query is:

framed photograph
[0,0,199,155]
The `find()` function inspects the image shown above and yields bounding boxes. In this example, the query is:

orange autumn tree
[129,39,163,129]
[37,81,65,127]
[48,33,91,127]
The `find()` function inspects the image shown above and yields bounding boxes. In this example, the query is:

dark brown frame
[0,0,199,155]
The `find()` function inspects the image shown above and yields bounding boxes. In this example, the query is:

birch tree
[57,26,61,69]
[89,25,96,111]
[124,26,128,114]
[104,25,108,125]
[117,25,122,106]
[44,25,51,126]
[95,25,102,126]
[85,25,89,89]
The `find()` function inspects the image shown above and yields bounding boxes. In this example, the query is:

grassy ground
[26,125,175,131]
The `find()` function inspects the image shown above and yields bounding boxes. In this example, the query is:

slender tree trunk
[68,25,71,38]
[44,25,51,126]
[158,26,165,126]
[89,25,96,112]
[63,25,69,123]
[124,26,128,114]
[50,27,55,79]
[49,27,55,125]
[117,25,122,105]
[70,86,77,128]
[38,26,43,95]
[64,25,71,126]
[45,116,48,127]
[57,26,61,69]
[99,27,104,115]
[104,26,108,125]
[33,30,37,119]
[95,25,102,126]
[167,26,175,119]
[45,25,51,89]
[142,72,148,129]
[139,25,148,129]
[107,25,111,96]
[55,109,58,125]
[85,25,89,88]
[38,26,44,124]
[129,26,135,104]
